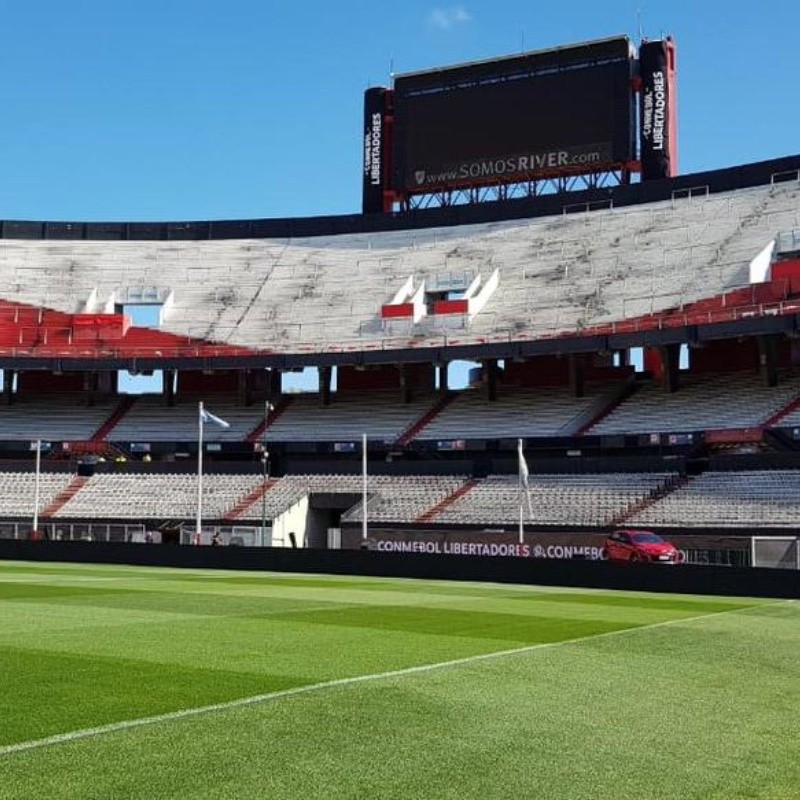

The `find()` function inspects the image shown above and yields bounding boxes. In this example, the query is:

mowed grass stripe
[0,560,765,603]
[0,562,758,618]
[0,645,299,745]
[2,602,796,800]
[0,604,647,746]
[0,599,772,760]
[0,563,771,749]
[0,563,793,799]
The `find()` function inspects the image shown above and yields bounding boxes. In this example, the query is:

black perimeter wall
[2,153,799,242]
[1,541,797,599]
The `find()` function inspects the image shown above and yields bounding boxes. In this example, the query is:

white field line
[0,600,792,758]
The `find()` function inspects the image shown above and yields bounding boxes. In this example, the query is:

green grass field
[0,561,797,799]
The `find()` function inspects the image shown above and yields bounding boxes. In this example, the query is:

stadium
[0,27,799,800]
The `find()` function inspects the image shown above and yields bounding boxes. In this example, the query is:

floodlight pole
[32,439,42,535]
[196,401,204,543]
[518,437,524,545]
[362,433,368,540]
[261,400,271,547]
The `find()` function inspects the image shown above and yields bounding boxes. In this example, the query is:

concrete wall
[271,495,309,547]
[0,540,796,599]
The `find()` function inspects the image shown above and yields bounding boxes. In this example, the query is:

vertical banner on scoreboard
[362,88,388,214]
[639,39,678,181]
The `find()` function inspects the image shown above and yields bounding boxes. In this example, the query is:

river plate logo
[415,170,426,185]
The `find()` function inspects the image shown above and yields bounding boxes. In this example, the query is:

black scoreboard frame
[363,36,678,213]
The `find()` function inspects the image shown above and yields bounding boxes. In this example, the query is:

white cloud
[428,6,472,31]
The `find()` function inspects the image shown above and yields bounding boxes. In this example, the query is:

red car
[603,530,681,564]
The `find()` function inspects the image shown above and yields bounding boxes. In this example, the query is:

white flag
[518,439,530,489]
[200,408,230,429]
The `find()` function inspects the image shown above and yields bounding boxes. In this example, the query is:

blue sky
[0,0,797,222]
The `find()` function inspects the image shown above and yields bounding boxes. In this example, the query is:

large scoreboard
[363,36,678,212]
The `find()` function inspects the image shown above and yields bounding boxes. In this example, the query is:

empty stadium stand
[264,392,435,443]
[0,158,799,549]
[109,397,264,442]
[4,466,800,538]
[627,470,800,528]
[1,367,800,458]
[431,473,676,527]
[48,472,466,525]
[0,471,73,518]
[588,372,800,434]
[0,394,116,441]
[58,473,263,521]
[418,383,628,440]
[0,180,797,358]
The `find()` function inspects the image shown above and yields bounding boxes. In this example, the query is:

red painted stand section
[0,298,258,359]
[433,299,469,315]
[588,283,792,339]
[61,441,125,459]
[90,396,137,442]
[704,429,763,444]
[0,267,798,366]
[610,475,688,527]
[245,397,294,444]
[72,314,130,341]
[414,479,478,524]
[40,476,89,518]
[223,479,277,522]
[381,303,414,319]
[576,382,637,436]
[395,391,457,448]
[760,391,800,430]
[770,259,800,297]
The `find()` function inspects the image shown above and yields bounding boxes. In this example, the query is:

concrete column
[268,368,282,398]
[438,362,449,392]
[398,364,412,403]
[659,344,681,393]
[758,335,779,387]
[486,359,499,402]
[320,366,332,406]
[85,371,99,407]
[3,369,14,405]
[164,370,176,407]
[568,353,585,398]
[237,370,249,405]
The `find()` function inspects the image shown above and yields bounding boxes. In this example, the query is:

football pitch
[0,561,797,800]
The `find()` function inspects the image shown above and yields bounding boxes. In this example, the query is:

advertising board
[639,38,677,180]
[392,37,636,192]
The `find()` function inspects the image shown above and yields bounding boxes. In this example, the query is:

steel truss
[398,169,631,211]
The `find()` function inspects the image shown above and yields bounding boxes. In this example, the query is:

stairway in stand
[246,397,294,443]
[223,479,278,522]
[40,476,89,519]
[609,475,690,528]
[90,396,136,442]
[761,390,800,429]
[414,479,478,524]
[395,391,457,448]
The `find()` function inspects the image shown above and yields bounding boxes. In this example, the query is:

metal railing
[0,521,146,542]
[178,524,267,547]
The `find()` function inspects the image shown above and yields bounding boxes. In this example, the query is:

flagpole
[362,432,368,541]
[32,439,42,535]
[261,400,270,547]
[196,401,204,543]
[518,438,524,545]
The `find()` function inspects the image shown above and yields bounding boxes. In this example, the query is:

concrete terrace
[0,182,797,355]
